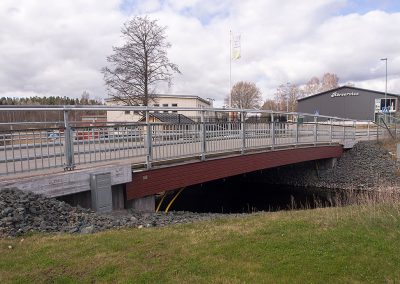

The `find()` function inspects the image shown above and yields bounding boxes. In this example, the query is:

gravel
[261,141,400,191]
[0,188,229,238]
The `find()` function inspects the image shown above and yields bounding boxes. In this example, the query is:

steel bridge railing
[0,105,389,176]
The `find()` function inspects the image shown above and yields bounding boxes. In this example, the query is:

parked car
[47,131,60,139]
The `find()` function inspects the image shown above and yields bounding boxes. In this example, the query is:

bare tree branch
[102,16,181,106]
[225,81,262,109]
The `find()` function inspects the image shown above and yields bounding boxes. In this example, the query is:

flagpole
[229,30,232,108]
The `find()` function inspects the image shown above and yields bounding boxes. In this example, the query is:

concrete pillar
[316,158,337,171]
[90,172,112,213]
[126,195,155,213]
[112,185,125,211]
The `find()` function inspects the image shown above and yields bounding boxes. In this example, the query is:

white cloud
[0,0,399,107]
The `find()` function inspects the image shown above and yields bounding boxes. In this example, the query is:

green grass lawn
[1,204,400,283]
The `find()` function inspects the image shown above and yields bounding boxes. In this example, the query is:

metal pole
[295,114,299,146]
[381,58,388,118]
[367,121,370,140]
[241,111,246,154]
[377,122,379,141]
[271,112,275,150]
[229,30,232,108]
[145,110,152,169]
[330,118,333,144]
[63,110,75,171]
[314,116,317,145]
[200,110,206,161]
[286,82,290,112]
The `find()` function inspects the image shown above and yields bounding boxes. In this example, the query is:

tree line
[0,94,102,106]
[0,93,104,130]
[227,73,342,112]
[263,73,343,112]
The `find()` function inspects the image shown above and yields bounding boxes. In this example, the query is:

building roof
[142,113,195,124]
[105,94,212,106]
[297,86,400,102]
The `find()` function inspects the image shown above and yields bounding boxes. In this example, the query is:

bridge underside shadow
[126,145,343,200]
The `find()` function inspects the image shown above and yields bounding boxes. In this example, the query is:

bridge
[0,105,391,212]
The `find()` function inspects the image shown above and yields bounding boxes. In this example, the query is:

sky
[1,0,400,107]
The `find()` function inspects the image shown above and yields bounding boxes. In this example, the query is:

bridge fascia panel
[126,145,343,200]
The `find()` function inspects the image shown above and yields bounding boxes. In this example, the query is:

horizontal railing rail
[0,105,390,176]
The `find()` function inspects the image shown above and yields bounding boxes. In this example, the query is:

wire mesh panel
[315,123,331,143]
[72,123,147,166]
[205,122,242,154]
[274,122,296,145]
[0,128,65,175]
[245,122,272,149]
[151,123,201,161]
[297,123,315,144]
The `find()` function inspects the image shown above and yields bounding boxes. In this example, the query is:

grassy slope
[1,205,400,283]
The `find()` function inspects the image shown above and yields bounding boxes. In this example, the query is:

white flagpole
[229,30,232,108]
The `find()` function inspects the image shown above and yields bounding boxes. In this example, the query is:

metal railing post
[63,109,75,171]
[330,118,333,144]
[295,114,299,146]
[241,111,246,154]
[367,121,370,140]
[343,119,346,142]
[377,122,379,141]
[200,110,206,160]
[145,110,152,169]
[271,112,275,150]
[353,120,356,141]
[314,116,317,145]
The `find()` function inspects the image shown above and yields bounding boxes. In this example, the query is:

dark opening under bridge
[0,106,391,212]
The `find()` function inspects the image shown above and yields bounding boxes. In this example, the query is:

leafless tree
[320,73,339,92]
[226,81,262,109]
[302,73,339,98]
[303,76,320,97]
[262,99,278,111]
[273,83,303,112]
[102,16,181,106]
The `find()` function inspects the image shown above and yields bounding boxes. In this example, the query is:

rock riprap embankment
[262,141,400,190]
[0,188,226,238]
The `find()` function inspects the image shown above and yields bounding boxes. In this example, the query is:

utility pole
[381,58,388,112]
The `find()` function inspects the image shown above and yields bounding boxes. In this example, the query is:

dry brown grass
[381,138,399,156]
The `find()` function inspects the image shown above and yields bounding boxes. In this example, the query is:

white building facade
[106,94,213,122]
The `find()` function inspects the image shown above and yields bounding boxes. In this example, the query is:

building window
[172,103,178,113]
[153,104,159,113]
[163,104,168,113]
[124,110,130,115]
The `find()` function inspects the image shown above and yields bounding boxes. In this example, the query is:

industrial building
[297,86,399,121]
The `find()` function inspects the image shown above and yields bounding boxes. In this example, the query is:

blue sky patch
[340,0,400,14]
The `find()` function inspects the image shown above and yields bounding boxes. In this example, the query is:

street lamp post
[381,58,388,112]
[286,82,290,112]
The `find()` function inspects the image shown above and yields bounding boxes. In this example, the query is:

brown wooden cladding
[126,145,343,200]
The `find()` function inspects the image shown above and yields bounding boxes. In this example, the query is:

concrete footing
[126,195,155,213]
